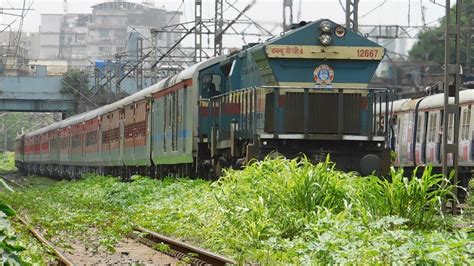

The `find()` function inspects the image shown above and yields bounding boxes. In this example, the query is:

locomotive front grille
[265,91,361,135]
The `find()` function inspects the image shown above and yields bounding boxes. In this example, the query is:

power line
[359,0,387,19]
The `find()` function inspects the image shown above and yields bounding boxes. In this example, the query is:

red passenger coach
[47,128,60,164]
[83,117,100,167]
[70,121,84,164]
[59,126,71,164]
[100,111,112,167]
[123,102,135,160]
[108,109,121,166]
[133,99,150,166]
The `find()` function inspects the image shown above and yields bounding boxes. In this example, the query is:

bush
[467,179,474,216]
[352,165,455,227]
[0,202,28,264]
[0,152,16,173]
[1,158,472,264]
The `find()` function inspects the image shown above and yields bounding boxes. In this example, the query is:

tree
[61,68,89,96]
[0,113,56,151]
[409,1,473,67]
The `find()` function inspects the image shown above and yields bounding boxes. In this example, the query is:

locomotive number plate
[356,49,379,58]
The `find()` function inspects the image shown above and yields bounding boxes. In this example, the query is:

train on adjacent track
[14,19,392,179]
[388,90,474,189]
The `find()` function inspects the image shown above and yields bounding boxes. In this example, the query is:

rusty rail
[132,226,235,265]
[16,215,74,266]
[0,174,22,190]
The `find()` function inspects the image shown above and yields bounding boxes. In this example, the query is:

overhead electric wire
[338,0,346,13]
[420,0,426,27]
[360,0,387,19]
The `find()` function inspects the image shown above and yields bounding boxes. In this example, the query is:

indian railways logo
[313,64,334,85]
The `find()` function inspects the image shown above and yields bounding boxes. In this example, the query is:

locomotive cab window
[201,74,222,98]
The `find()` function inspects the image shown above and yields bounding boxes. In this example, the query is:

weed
[0,157,472,264]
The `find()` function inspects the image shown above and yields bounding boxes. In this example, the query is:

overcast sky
[1,0,453,54]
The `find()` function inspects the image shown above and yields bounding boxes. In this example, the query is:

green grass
[0,152,16,173]
[468,179,474,217]
[1,157,473,264]
[0,187,46,265]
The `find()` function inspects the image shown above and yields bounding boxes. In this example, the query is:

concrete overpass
[0,76,151,114]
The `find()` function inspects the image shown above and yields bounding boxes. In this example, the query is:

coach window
[428,113,437,142]
[396,116,401,144]
[201,74,222,98]
[448,113,454,143]
[462,106,471,140]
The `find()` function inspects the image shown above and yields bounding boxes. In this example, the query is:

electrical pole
[467,13,473,75]
[214,0,224,56]
[194,0,203,62]
[136,37,143,91]
[115,55,122,98]
[442,0,462,214]
[151,29,159,83]
[345,0,359,33]
[283,0,293,31]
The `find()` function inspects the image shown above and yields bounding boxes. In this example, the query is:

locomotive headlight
[319,33,332,46]
[319,20,332,33]
[335,25,346,37]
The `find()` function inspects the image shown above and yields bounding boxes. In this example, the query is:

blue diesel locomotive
[15,19,391,179]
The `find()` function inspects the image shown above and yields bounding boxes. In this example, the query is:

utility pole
[467,13,473,75]
[442,0,462,214]
[151,29,159,83]
[345,0,359,33]
[283,0,293,31]
[136,37,143,91]
[214,0,224,56]
[3,114,6,164]
[194,0,203,62]
[114,55,122,98]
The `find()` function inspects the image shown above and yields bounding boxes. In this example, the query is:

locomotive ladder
[442,0,462,214]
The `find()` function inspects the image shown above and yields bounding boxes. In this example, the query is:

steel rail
[0,174,22,190]
[14,213,74,265]
[133,226,235,265]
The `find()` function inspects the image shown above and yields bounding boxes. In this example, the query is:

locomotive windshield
[201,74,222,98]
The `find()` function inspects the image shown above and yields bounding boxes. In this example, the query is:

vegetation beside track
[468,179,474,217]
[0,152,16,173]
[1,157,473,264]
[0,187,48,264]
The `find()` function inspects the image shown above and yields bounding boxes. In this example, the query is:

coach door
[421,112,428,164]
[425,112,439,165]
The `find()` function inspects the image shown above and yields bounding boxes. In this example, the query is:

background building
[38,0,181,68]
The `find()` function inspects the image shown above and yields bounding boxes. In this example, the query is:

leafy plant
[0,158,472,264]
[467,179,474,217]
[352,165,455,227]
[0,152,17,173]
[0,202,28,265]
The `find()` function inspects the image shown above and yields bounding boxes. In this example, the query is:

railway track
[14,214,74,265]
[2,173,234,264]
[1,175,73,264]
[131,226,236,265]
[0,173,23,190]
